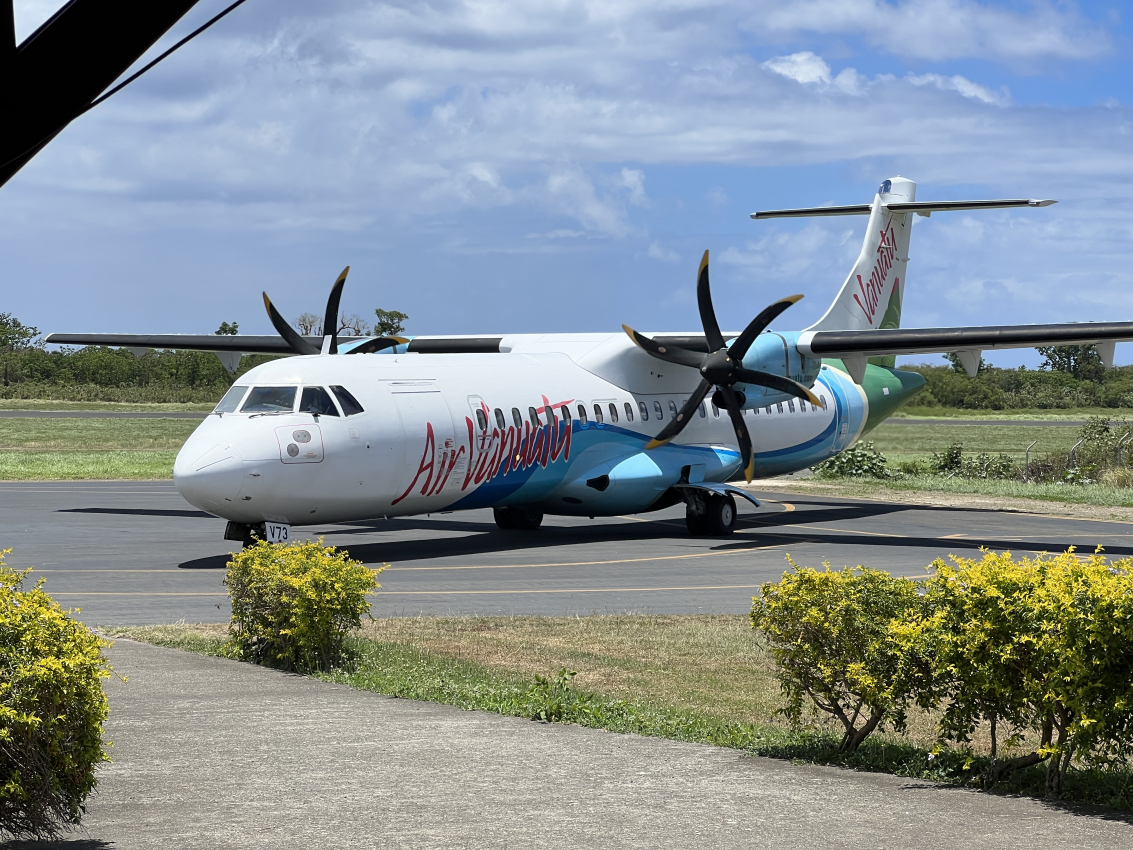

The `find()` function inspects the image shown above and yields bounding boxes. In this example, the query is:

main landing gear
[684,492,737,537]
[493,506,544,530]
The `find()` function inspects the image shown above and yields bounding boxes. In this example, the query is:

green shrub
[225,539,381,672]
[0,551,112,840]
[750,558,922,752]
[813,441,889,479]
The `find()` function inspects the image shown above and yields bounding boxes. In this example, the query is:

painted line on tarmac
[386,543,784,572]
[377,584,768,595]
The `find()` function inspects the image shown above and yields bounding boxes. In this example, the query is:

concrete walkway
[14,639,1133,849]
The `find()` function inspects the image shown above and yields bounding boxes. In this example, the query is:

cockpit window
[300,386,340,417]
[241,386,297,413]
[214,385,249,413]
[330,385,364,416]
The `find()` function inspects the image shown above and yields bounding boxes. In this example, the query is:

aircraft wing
[796,321,1133,381]
[43,333,333,354]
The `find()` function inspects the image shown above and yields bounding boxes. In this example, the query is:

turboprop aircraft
[48,177,1133,543]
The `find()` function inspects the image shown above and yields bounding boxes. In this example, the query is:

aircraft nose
[174,440,245,515]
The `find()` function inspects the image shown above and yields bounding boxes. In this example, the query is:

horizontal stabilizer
[752,199,1055,220]
[797,321,1133,359]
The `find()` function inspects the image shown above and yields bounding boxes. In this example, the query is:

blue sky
[4,0,1132,368]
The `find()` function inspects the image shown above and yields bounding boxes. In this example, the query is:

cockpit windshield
[300,386,340,416]
[240,386,297,413]
[214,385,249,413]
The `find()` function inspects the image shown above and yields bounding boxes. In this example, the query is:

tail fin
[805,176,915,335]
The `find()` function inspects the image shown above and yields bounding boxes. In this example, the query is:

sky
[4,0,1132,368]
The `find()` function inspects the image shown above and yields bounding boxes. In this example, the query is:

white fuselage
[174,332,865,525]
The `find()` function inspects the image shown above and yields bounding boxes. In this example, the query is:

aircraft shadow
[178,554,235,570]
[60,507,214,519]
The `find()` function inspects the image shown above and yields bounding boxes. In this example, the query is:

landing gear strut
[684,492,737,537]
[493,506,544,530]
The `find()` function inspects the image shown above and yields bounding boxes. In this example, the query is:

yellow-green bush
[750,557,923,752]
[225,539,380,672]
[753,549,1133,798]
[916,549,1133,795]
[0,551,112,840]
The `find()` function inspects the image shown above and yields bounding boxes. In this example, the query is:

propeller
[623,250,823,482]
[262,266,408,356]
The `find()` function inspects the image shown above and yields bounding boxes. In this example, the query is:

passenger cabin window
[301,386,340,416]
[545,406,556,427]
[529,407,539,427]
[495,408,506,429]
[776,403,784,414]
[512,408,523,429]
[593,404,604,424]
[241,386,297,413]
[639,401,649,421]
[214,385,249,413]
[608,403,618,423]
[560,405,571,424]
[668,400,678,419]
[787,399,796,413]
[330,385,364,416]
[765,406,772,415]
[624,402,634,422]
[698,402,706,418]
[577,404,588,425]
[820,395,828,410]
[476,409,488,430]
[711,401,720,418]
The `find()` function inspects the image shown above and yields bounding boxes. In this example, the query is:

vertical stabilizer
[806,177,916,335]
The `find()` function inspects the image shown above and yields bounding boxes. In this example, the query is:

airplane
[47,176,1133,544]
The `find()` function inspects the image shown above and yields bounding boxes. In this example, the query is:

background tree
[1036,345,1104,381]
[337,313,370,335]
[373,308,408,337]
[294,313,322,336]
[214,321,239,335]
[0,313,41,350]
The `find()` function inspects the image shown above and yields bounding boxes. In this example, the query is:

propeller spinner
[262,266,407,356]
[623,250,823,482]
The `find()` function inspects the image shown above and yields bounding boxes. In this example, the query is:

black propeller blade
[262,266,407,356]
[624,249,823,482]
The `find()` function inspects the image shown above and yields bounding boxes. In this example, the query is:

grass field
[0,417,196,479]
[867,422,1083,463]
[0,400,214,412]
[895,406,1133,420]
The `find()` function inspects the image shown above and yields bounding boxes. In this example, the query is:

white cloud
[761,52,831,86]
[907,73,1009,106]
[615,168,649,206]
[646,240,680,262]
[760,0,1110,63]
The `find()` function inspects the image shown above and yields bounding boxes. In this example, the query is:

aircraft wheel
[685,508,709,536]
[493,507,516,530]
[704,494,737,536]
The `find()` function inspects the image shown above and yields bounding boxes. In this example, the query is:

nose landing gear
[684,492,737,536]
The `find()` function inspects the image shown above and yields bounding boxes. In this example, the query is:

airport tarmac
[3,480,1132,625]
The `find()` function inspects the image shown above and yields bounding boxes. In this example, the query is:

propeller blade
[718,385,755,483]
[262,292,319,356]
[622,325,704,369]
[727,294,804,361]
[696,250,725,352]
[321,266,349,355]
[732,367,824,409]
[645,379,712,449]
[344,336,409,354]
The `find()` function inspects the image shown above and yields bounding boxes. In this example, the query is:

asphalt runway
[3,480,1132,625]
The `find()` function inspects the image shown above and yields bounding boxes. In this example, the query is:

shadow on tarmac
[60,507,213,519]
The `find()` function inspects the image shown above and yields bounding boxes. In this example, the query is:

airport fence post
[1024,440,1037,483]
[1069,438,1084,471]
[1117,433,1130,468]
